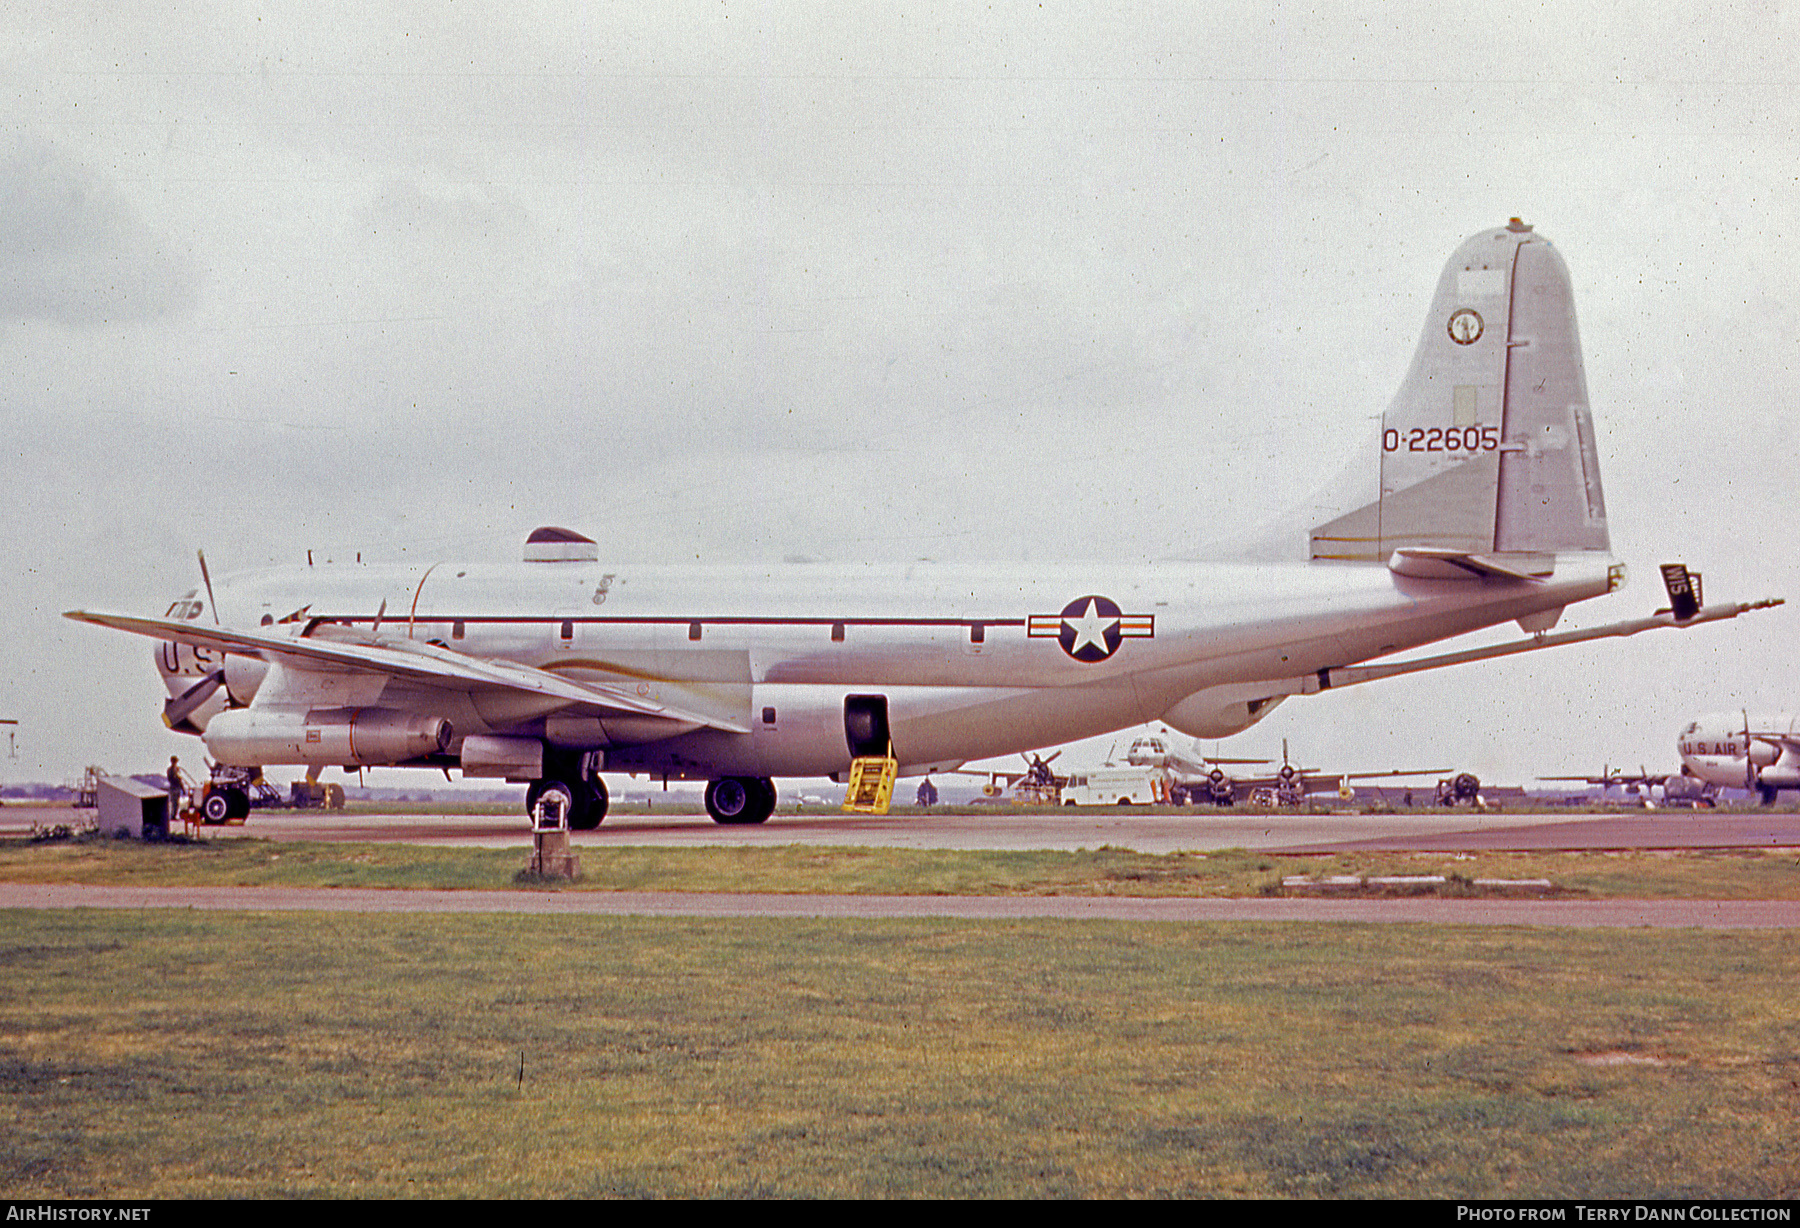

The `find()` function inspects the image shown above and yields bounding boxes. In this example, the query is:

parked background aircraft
[1678,715,1800,805]
[1538,765,1718,808]
[961,752,1068,804]
[1120,730,1268,804]
[66,224,1780,827]
[1120,730,1447,806]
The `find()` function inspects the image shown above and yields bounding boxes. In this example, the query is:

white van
[1064,767,1162,807]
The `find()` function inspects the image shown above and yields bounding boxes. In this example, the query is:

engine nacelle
[459,734,544,780]
[204,707,452,767]
[1161,686,1289,740]
[1758,764,1800,790]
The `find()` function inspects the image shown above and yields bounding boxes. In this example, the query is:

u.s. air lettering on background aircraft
[1678,714,1800,806]
[68,221,1780,828]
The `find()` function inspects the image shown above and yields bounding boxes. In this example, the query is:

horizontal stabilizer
[1388,548,1554,582]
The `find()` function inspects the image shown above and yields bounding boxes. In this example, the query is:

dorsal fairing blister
[1309,220,1609,568]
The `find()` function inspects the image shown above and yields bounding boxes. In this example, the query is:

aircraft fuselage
[160,553,1617,780]
[1678,714,1800,797]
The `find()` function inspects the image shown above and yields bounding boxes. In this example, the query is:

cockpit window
[164,599,204,620]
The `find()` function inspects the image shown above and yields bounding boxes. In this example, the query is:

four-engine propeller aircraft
[1679,714,1800,805]
[1120,730,1447,806]
[67,221,1781,828]
[1121,731,1268,805]
[1537,765,1717,808]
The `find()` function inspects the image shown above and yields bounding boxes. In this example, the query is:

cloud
[0,137,201,326]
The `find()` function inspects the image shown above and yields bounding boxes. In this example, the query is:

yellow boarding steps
[842,754,899,814]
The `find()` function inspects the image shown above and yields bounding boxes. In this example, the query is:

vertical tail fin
[1310,220,1610,563]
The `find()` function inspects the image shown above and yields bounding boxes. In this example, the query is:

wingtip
[63,610,140,629]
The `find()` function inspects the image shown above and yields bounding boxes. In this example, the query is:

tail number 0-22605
[1384,426,1499,453]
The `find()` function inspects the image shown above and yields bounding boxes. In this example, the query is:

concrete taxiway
[15,804,1789,854]
[7,804,1798,927]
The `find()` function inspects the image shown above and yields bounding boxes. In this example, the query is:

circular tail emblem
[1447,308,1483,345]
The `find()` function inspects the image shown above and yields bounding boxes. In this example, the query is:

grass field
[3,834,1800,899]
[2,910,1798,1198]
[3,836,1798,1197]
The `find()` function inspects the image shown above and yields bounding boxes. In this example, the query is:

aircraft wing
[1222,768,1446,796]
[1205,770,1336,794]
[1539,773,1663,786]
[955,768,1025,784]
[952,769,1076,786]
[63,610,749,734]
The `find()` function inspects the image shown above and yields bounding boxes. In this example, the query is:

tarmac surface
[9,803,1787,854]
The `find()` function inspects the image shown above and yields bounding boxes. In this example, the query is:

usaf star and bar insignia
[1028,596,1155,663]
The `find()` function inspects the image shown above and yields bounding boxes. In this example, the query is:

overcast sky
[3,2,1796,790]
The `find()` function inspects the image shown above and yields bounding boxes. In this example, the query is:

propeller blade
[197,550,221,625]
[1745,710,1756,792]
[163,669,225,728]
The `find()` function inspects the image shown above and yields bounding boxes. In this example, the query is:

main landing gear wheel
[705,776,776,825]
[525,776,609,830]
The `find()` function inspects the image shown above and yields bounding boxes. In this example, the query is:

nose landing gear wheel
[201,791,232,825]
[706,776,776,825]
[200,788,249,824]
